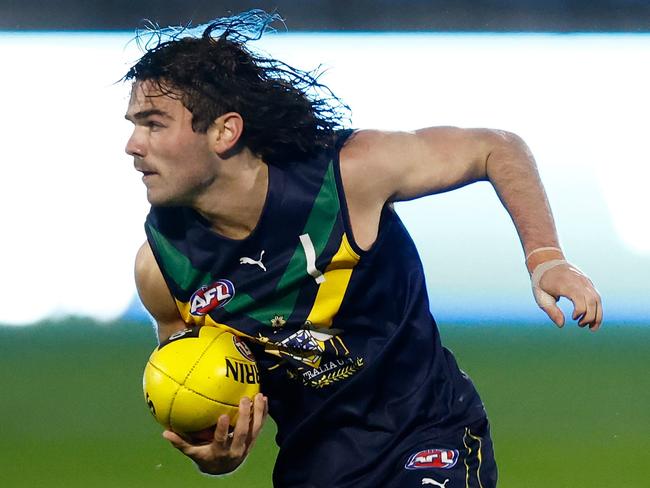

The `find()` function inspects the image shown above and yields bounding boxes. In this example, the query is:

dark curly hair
[123,10,350,166]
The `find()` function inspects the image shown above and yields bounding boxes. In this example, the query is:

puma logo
[239,250,266,271]
[422,478,449,488]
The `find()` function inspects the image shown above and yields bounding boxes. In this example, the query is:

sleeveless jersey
[145,130,487,487]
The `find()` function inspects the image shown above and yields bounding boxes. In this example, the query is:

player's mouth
[134,160,156,176]
[136,169,158,185]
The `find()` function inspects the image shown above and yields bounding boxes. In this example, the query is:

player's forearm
[485,131,563,267]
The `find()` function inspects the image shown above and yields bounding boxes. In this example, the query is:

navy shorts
[276,418,497,488]
[387,418,498,488]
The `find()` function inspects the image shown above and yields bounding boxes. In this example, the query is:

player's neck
[193,151,269,240]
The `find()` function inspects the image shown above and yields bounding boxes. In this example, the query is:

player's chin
[146,189,181,207]
[146,188,164,206]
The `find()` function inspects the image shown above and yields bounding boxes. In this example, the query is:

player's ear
[209,112,244,155]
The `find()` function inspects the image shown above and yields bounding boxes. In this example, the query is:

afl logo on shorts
[190,280,235,316]
[405,449,459,470]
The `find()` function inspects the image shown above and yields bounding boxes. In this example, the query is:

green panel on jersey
[225,161,341,324]
[147,224,212,291]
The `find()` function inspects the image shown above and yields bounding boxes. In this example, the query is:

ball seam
[147,361,241,408]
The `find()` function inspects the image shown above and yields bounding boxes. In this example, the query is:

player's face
[125,81,217,206]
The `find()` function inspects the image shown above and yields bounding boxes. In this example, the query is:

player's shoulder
[339,129,415,203]
[340,128,429,175]
[134,241,164,296]
[341,129,411,159]
[134,240,185,334]
[135,241,155,274]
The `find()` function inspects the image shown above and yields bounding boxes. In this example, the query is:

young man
[125,11,602,488]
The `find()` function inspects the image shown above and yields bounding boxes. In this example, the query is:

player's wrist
[525,246,565,275]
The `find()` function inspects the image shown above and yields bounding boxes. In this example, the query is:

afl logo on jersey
[405,449,459,470]
[190,280,235,316]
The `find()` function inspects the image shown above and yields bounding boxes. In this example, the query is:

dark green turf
[441,322,650,488]
[0,319,647,487]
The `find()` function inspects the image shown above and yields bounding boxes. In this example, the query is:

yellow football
[143,326,260,440]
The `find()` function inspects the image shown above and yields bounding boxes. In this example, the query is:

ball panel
[148,333,216,384]
[142,362,181,428]
[185,331,261,404]
[196,325,223,340]
[170,386,239,433]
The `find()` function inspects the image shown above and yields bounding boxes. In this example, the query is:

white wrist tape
[530,259,568,308]
[525,246,563,262]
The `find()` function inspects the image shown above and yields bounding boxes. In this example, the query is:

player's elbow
[483,129,533,175]
[492,129,526,149]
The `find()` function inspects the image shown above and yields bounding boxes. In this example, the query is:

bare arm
[134,241,188,343]
[342,128,558,252]
[341,127,602,329]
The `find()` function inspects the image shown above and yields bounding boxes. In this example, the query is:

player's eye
[147,120,165,130]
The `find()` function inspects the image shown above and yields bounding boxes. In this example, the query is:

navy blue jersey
[145,130,488,487]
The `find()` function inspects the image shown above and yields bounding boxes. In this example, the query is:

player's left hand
[162,393,269,475]
[532,261,603,330]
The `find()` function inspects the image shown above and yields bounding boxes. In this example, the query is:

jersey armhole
[332,129,394,257]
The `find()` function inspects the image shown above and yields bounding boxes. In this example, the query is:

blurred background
[0,1,648,487]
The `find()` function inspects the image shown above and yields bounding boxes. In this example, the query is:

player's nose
[125,130,146,158]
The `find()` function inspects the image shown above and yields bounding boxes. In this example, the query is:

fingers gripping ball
[143,326,260,440]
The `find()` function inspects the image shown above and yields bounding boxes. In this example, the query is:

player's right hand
[533,261,603,330]
[162,392,269,475]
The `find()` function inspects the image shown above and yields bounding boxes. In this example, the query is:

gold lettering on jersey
[299,357,364,389]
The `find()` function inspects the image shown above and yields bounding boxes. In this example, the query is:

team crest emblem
[190,280,235,316]
[405,449,459,470]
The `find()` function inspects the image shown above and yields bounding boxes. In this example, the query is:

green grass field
[0,319,647,487]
